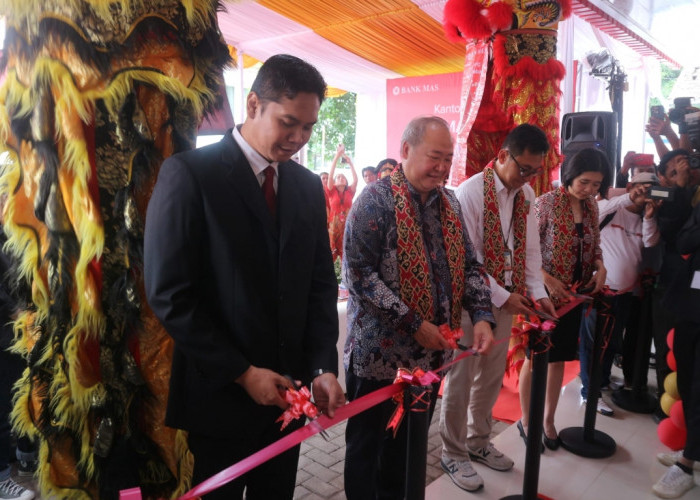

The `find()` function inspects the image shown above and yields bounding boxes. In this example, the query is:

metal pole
[522,332,548,499]
[404,384,431,500]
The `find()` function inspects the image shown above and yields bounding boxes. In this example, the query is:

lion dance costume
[0,1,230,497]
[444,0,571,195]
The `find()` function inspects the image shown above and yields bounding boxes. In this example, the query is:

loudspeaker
[560,111,617,181]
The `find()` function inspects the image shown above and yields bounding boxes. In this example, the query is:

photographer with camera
[578,173,661,414]
[645,149,696,420]
[652,196,700,498]
[616,151,657,188]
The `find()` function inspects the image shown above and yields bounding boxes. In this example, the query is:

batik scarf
[391,166,466,329]
[548,185,597,284]
[482,165,527,294]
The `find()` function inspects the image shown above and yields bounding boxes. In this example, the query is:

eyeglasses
[510,152,543,178]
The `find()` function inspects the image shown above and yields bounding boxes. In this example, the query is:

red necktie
[262,165,276,217]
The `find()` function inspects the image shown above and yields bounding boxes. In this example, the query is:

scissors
[455,344,479,355]
[523,297,560,323]
[283,375,331,441]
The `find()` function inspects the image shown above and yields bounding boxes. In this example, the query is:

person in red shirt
[327,144,358,261]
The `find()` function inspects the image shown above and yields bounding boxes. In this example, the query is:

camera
[690,152,700,170]
[650,105,664,120]
[668,97,693,125]
[649,186,675,201]
[684,110,700,152]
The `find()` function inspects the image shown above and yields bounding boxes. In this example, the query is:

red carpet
[491,360,580,424]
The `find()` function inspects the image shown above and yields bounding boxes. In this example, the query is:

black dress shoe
[542,430,561,450]
[517,420,544,453]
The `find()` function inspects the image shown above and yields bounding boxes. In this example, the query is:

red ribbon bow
[276,386,318,430]
[385,367,440,437]
[438,324,464,349]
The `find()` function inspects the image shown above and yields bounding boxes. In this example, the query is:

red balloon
[667,350,677,372]
[666,328,675,350]
[658,417,687,450]
[671,400,686,430]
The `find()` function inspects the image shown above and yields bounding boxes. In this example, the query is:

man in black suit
[144,54,345,500]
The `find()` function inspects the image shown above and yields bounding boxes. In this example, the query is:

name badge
[503,250,513,272]
[692,271,700,290]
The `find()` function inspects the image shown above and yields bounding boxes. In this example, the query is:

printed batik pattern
[342,176,493,381]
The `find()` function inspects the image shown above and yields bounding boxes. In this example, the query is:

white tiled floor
[427,374,699,500]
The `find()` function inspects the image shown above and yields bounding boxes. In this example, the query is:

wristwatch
[311,368,334,378]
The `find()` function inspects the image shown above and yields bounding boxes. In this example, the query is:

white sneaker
[652,465,696,498]
[468,442,514,471]
[0,478,35,500]
[441,457,484,492]
[581,396,614,416]
[601,380,624,391]
[657,450,700,471]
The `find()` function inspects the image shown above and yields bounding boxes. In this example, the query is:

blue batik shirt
[342,177,494,381]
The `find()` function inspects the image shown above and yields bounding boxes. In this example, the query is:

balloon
[666,328,675,350]
[660,392,676,416]
[666,350,677,372]
[658,417,686,450]
[670,400,686,430]
[664,372,680,400]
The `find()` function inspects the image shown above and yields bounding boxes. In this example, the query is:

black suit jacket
[144,131,339,437]
[664,199,700,324]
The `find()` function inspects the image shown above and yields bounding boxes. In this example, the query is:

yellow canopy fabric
[257,0,465,76]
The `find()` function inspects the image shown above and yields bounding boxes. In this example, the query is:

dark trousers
[674,320,700,462]
[1,347,26,477]
[621,295,645,387]
[579,292,632,398]
[187,416,303,500]
[344,370,439,500]
[652,284,675,399]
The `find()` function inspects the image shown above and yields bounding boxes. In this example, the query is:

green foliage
[650,63,683,107]
[307,92,357,169]
[660,63,682,100]
[334,256,342,285]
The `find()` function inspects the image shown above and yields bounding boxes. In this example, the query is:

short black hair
[375,158,398,173]
[362,166,376,176]
[250,54,327,105]
[561,148,612,199]
[503,124,550,156]
[657,149,689,177]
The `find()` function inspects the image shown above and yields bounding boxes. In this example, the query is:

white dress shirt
[455,170,547,308]
[232,126,278,192]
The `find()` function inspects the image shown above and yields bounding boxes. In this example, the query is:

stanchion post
[522,329,549,500]
[612,278,657,412]
[559,297,616,458]
[502,328,549,500]
[404,384,432,500]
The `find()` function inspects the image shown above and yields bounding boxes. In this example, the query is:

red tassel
[560,0,573,19]
[443,0,494,41]
[486,2,514,32]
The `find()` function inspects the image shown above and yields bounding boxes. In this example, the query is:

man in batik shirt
[342,116,494,500]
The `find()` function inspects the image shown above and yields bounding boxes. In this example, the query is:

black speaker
[560,111,617,180]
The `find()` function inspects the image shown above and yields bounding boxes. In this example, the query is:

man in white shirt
[579,172,661,414]
[439,124,556,492]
